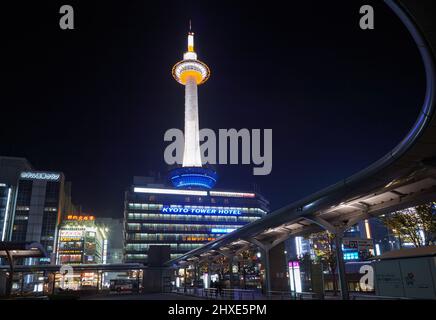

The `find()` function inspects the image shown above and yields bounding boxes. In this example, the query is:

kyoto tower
[169,26,217,189]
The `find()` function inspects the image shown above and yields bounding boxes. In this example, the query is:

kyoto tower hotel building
[123,30,269,264]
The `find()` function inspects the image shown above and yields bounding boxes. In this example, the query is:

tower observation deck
[169,28,217,189]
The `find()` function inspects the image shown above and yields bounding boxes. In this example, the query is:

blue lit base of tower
[169,166,218,189]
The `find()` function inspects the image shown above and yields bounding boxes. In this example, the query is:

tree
[199,261,208,274]
[308,231,338,295]
[214,256,229,280]
[380,202,436,247]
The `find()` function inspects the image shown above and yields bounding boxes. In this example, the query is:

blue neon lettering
[160,206,241,215]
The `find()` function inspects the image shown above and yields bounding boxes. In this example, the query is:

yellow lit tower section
[170,29,217,189]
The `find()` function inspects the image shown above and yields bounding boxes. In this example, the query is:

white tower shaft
[183,75,203,167]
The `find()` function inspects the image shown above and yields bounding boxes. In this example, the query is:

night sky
[0,1,425,218]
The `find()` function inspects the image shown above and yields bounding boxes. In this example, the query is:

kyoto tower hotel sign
[170,28,217,189]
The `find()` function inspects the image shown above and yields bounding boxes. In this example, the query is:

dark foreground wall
[269,242,289,292]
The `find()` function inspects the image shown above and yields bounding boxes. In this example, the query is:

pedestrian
[217,280,223,298]
[213,280,219,298]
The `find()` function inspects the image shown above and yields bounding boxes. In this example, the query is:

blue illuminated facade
[123,176,269,264]
[169,166,217,189]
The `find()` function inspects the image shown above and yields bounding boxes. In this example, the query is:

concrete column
[269,242,289,292]
[183,266,187,292]
[260,248,271,296]
[334,234,349,300]
[227,255,235,289]
[246,239,272,296]
[194,262,199,288]
[0,244,14,298]
[206,260,211,289]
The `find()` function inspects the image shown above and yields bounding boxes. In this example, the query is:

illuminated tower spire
[170,26,216,189]
[172,28,210,167]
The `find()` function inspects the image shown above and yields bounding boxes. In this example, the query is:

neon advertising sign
[288,261,302,294]
[210,228,236,233]
[66,215,95,221]
[161,206,241,215]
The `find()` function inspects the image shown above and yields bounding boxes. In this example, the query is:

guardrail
[173,287,322,300]
[172,287,414,300]
[172,287,259,300]
[350,293,412,300]
[267,291,325,300]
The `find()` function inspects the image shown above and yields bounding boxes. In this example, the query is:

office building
[124,177,269,263]
[10,171,65,264]
[0,156,32,241]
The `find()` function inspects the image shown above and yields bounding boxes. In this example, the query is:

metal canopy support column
[184,266,187,293]
[227,255,235,290]
[215,250,236,290]
[262,248,271,297]
[233,245,252,289]
[247,238,271,297]
[192,260,201,293]
[206,258,212,289]
[334,233,349,300]
[303,216,349,300]
[0,243,14,298]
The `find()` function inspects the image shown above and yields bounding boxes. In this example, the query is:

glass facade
[10,172,64,264]
[11,180,33,242]
[123,186,269,264]
[0,184,12,241]
[0,184,13,241]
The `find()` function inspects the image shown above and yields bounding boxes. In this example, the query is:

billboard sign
[343,238,374,250]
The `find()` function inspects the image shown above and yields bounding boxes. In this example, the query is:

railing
[267,290,295,300]
[173,287,327,300]
[267,291,325,300]
[172,287,259,300]
[268,291,414,300]
[350,293,412,300]
[220,288,258,300]
[173,287,415,300]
